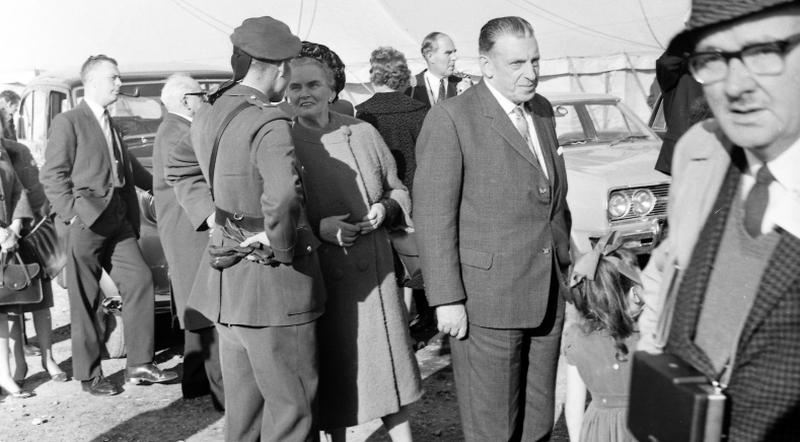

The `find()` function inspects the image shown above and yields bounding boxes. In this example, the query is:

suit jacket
[404,70,460,110]
[641,121,800,441]
[41,100,152,235]
[152,112,213,330]
[189,84,325,327]
[413,80,571,328]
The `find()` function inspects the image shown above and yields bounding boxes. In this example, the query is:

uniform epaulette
[245,94,277,110]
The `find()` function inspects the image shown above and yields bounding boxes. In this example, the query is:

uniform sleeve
[165,131,215,231]
[41,114,77,223]
[412,104,466,306]
[251,119,303,264]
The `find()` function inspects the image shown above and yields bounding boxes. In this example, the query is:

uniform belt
[215,208,264,232]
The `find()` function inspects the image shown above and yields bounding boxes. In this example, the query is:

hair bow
[569,231,642,288]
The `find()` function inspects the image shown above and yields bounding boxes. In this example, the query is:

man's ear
[479,54,494,79]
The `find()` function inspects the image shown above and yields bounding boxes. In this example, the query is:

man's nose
[723,57,756,98]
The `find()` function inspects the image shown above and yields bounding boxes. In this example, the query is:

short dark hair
[0,90,20,105]
[420,32,446,57]
[369,47,411,91]
[80,54,118,83]
[478,17,534,55]
[298,41,346,98]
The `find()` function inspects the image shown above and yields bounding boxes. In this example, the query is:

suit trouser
[66,194,154,381]
[451,293,565,442]
[217,320,318,442]
[182,326,224,409]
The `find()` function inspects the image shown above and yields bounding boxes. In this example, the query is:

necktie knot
[755,165,774,185]
[512,106,529,140]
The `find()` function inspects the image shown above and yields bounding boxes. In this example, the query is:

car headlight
[631,189,656,216]
[607,192,630,219]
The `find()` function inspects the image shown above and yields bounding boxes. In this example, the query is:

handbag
[0,251,43,306]
[389,229,422,284]
[21,214,67,279]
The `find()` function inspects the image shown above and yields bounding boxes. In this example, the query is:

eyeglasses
[688,33,800,84]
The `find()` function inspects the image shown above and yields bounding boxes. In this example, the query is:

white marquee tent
[3,0,690,118]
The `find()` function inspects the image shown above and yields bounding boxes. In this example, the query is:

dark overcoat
[152,112,213,330]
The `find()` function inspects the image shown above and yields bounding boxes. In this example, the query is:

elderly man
[41,55,177,396]
[152,74,223,410]
[190,17,325,441]
[414,16,571,441]
[638,0,800,439]
[405,32,462,109]
[0,90,20,140]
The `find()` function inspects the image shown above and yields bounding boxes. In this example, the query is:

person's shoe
[125,363,178,385]
[48,371,69,383]
[81,376,120,396]
[23,344,41,357]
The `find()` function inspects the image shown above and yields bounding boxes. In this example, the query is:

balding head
[161,74,204,118]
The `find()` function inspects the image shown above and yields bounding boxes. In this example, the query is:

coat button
[538,187,548,195]
[306,245,313,253]
[541,247,551,255]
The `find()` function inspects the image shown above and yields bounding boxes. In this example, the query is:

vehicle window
[586,104,636,141]
[48,91,67,129]
[17,94,33,142]
[649,95,666,133]
[553,104,590,146]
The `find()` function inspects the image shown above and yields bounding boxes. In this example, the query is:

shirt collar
[168,111,192,123]
[744,137,800,199]
[424,70,444,85]
[84,97,106,121]
[484,80,519,115]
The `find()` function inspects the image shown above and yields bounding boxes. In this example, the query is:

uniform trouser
[183,326,224,409]
[66,196,154,381]
[217,321,318,442]
[451,293,565,442]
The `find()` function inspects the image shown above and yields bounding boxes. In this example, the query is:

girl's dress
[563,323,639,442]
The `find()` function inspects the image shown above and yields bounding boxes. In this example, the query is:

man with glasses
[42,55,177,396]
[637,0,800,439]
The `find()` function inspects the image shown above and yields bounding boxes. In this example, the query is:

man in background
[0,90,20,140]
[405,32,463,109]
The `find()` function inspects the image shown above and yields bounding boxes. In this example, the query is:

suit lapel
[78,101,112,165]
[477,82,538,168]
[414,72,431,108]
[446,77,458,98]
[530,102,558,186]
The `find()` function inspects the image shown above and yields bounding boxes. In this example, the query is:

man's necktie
[437,78,446,103]
[104,110,125,187]
[511,106,538,161]
[743,165,774,237]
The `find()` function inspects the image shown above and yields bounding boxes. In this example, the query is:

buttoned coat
[188,85,324,327]
[152,112,213,331]
[41,100,152,234]
[640,120,800,441]
[413,80,571,329]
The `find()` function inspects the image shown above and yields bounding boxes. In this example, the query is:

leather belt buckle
[233,212,244,221]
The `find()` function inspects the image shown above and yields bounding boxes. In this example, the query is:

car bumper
[589,217,667,254]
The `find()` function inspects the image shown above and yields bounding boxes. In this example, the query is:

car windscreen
[553,101,656,147]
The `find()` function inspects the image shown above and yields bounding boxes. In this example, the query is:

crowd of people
[0,0,798,440]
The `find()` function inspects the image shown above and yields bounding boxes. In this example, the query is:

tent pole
[624,52,648,104]
[567,57,585,93]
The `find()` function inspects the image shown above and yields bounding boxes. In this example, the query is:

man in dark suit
[41,55,177,396]
[414,16,571,441]
[153,73,223,410]
[190,17,325,441]
[405,32,463,109]
[638,0,800,439]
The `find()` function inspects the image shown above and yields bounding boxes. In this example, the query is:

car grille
[610,183,669,222]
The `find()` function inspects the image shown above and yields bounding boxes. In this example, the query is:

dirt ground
[0,284,570,442]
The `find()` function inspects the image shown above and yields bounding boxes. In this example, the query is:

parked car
[17,70,229,355]
[550,93,670,256]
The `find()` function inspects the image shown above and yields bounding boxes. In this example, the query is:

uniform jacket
[641,121,800,441]
[404,70,460,110]
[153,112,213,330]
[189,84,324,327]
[413,80,571,328]
[41,100,152,235]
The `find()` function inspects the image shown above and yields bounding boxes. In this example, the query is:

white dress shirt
[424,70,446,105]
[484,81,549,178]
[742,138,800,238]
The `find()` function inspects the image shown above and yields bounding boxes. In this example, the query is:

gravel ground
[0,283,570,441]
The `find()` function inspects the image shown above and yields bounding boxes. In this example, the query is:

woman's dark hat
[667,0,799,54]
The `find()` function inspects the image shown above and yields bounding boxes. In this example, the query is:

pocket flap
[460,248,493,270]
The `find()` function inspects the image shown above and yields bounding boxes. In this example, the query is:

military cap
[230,16,301,61]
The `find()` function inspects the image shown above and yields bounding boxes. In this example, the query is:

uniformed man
[188,16,325,441]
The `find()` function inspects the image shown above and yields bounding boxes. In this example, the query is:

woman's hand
[240,232,270,248]
[320,214,360,247]
[0,221,21,252]
[357,203,386,235]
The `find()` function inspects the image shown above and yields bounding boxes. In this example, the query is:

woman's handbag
[389,230,422,284]
[0,251,43,306]
[21,214,67,279]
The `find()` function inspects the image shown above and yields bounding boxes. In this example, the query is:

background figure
[404,32,461,109]
[0,140,35,398]
[189,17,325,442]
[0,90,20,141]
[638,0,800,439]
[652,50,704,175]
[41,54,175,397]
[563,235,641,442]
[2,138,69,389]
[153,74,223,410]
[298,41,355,116]
[288,55,422,441]
[355,47,427,315]
[414,17,572,441]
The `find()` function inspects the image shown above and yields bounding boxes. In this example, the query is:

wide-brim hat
[667,0,799,54]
